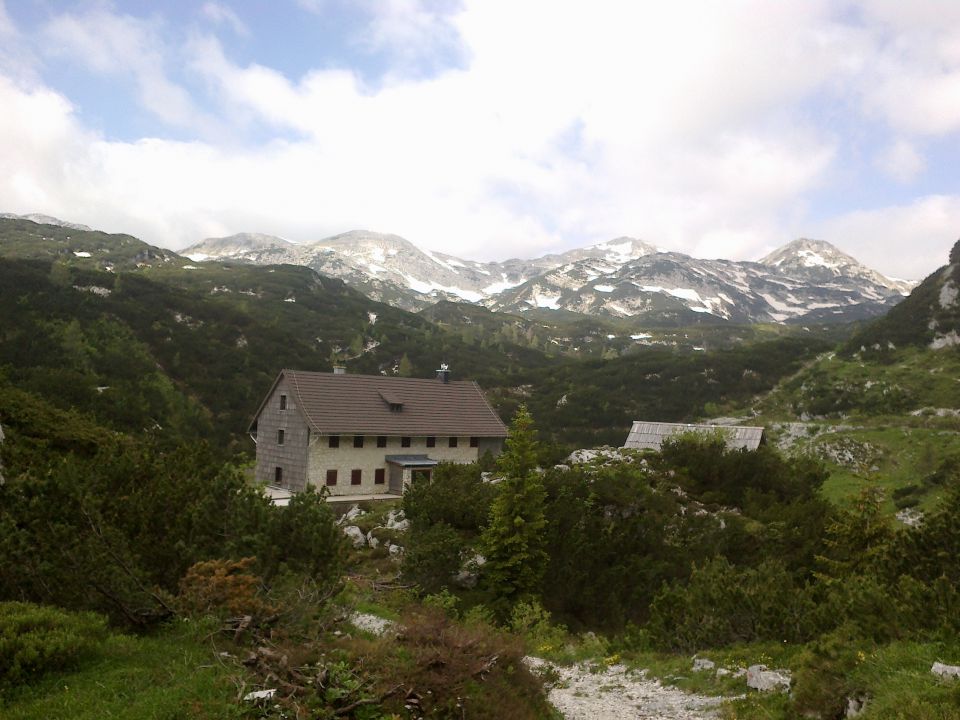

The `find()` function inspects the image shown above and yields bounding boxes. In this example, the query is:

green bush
[0,602,107,689]
[402,521,464,593]
[791,625,870,720]
[647,558,816,651]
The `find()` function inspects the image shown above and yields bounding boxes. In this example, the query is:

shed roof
[623,421,765,451]
[252,370,508,437]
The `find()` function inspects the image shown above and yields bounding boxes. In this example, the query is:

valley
[1,216,959,720]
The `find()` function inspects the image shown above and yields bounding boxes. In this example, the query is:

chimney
[436,363,450,383]
[333,365,347,375]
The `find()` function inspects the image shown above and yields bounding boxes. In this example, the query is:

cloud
[41,7,209,130]
[200,2,249,36]
[816,195,960,279]
[875,139,925,183]
[0,0,957,283]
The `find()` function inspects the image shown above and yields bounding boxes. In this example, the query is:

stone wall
[253,376,310,491]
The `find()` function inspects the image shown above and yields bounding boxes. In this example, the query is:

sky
[1,1,959,279]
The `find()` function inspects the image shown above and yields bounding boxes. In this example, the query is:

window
[329,435,340,448]
[375,468,385,484]
[326,469,337,486]
[351,469,362,485]
[426,436,436,448]
[277,429,284,445]
[449,436,458,448]
[279,394,287,410]
[470,436,479,448]
[377,436,387,448]
[274,467,283,484]
[401,436,411,448]
[353,435,364,448]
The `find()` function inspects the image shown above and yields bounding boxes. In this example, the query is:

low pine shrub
[0,601,107,689]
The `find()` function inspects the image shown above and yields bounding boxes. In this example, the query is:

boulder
[692,658,716,672]
[385,509,409,532]
[366,530,380,549]
[388,542,404,556]
[746,664,791,692]
[846,693,868,717]
[931,661,960,679]
[342,525,367,548]
[715,667,731,678]
[338,504,365,526]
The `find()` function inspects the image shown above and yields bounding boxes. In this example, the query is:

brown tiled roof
[256,370,508,437]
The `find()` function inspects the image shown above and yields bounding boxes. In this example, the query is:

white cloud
[875,139,925,183]
[816,195,960,279]
[41,8,209,130]
[0,0,957,283]
[200,2,249,37]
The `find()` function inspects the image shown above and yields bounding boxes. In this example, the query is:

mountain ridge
[182,229,912,324]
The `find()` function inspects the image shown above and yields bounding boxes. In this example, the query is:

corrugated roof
[623,421,765,451]
[254,370,508,437]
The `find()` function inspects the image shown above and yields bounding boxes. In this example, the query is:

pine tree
[398,353,413,377]
[480,405,547,612]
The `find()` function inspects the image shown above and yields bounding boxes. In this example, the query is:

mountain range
[182,231,913,324]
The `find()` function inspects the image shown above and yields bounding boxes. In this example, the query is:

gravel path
[525,658,724,720]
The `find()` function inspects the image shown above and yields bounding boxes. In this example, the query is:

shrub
[647,557,816,651]
[176,557,276,619]
[0,602,107,689]
[401,521,464,593]
[791,625,870,720]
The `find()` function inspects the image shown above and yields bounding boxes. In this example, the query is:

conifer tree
[480,405,547,612]
[398,353,413,377]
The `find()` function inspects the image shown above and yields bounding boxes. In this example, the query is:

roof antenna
[436,363,450,383]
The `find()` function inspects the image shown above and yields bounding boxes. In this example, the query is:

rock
[715,667,731,678]
[243,689,277,701]
[846,693,868,717]
[350,612,394,636]
[692,658,716,672]
[385,509,409,531]
[338,504,365,526]
[453,554,485,588]
[388,542,404,556]
[931,661,960,679]
[896,508,924,528]
[366,530,380,549]
[732,667,747,678]
[342,525,367,548]
[746,664,791,692]
[480,471,503,484]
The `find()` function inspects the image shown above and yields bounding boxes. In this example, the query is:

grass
[0,620,244,720]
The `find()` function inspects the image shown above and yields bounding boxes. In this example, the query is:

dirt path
[525,658,724,720]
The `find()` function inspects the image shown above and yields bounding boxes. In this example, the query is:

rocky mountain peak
[759,238,857,271]
[0,212,92,231]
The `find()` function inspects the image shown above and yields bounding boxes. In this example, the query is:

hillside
[0,217,835,454]
[843,238,960,353]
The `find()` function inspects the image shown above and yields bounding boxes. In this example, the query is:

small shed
[623,421,765,452]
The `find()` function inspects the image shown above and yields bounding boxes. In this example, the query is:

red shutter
[375,468,385,484]
[326,469,337,486]
[351,469,362,485]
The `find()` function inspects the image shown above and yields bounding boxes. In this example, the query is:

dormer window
[379,391,403,412]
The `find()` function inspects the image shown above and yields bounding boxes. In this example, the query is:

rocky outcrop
[746,664,791,692]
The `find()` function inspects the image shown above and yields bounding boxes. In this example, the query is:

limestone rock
[342,525,367,548]
[692,658,715,672]
[338,504,365,526]
[746,664,791,692]
[385,509,409,531]
[366,530,380,549]
[931,661,960,679]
